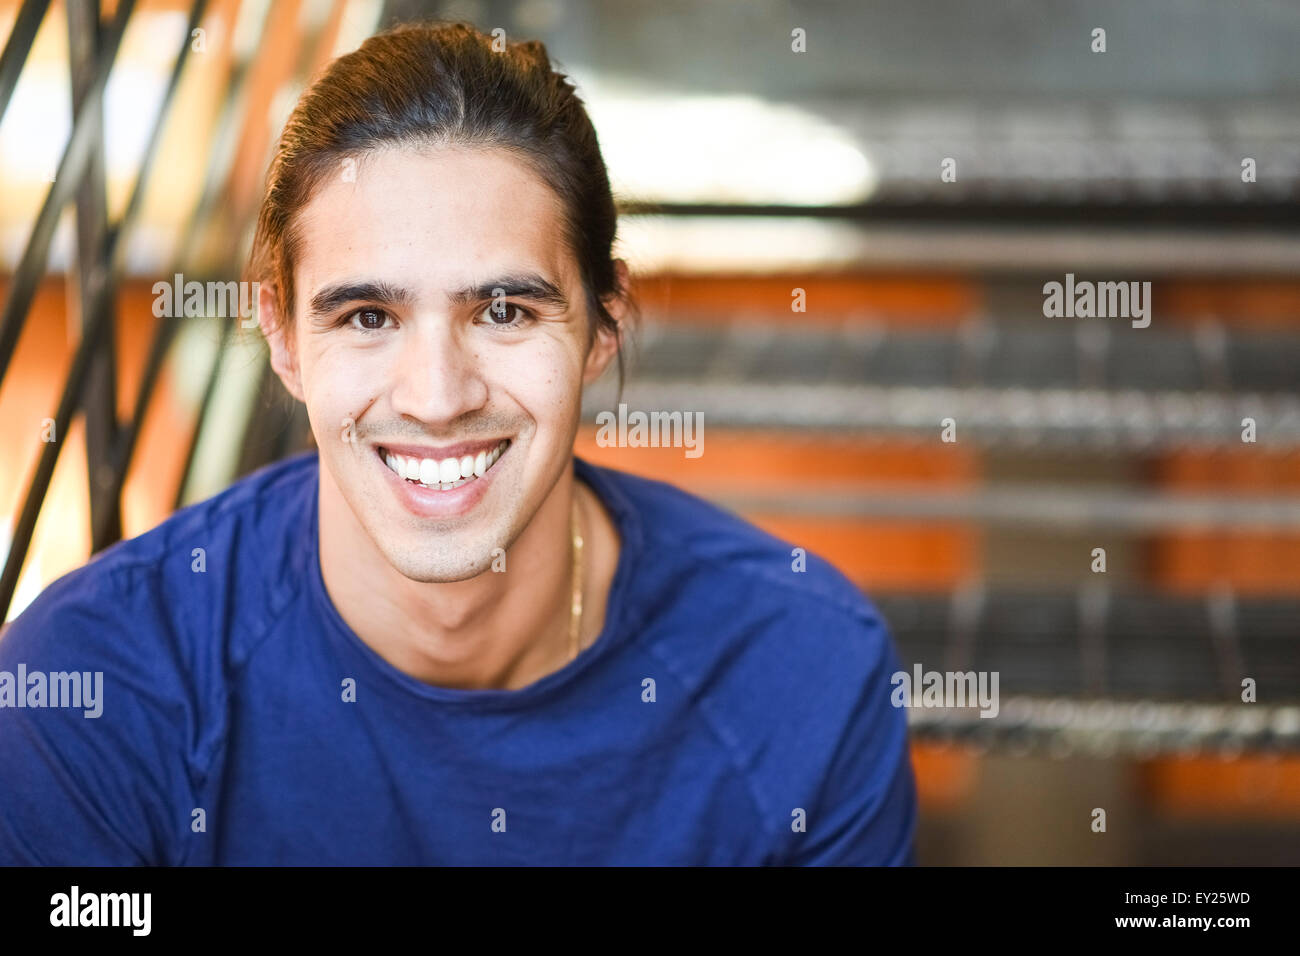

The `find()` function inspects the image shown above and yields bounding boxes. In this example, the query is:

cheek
[492,340,582,418]
[302,343,389,428]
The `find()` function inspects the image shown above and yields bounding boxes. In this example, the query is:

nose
[388,316,489,426]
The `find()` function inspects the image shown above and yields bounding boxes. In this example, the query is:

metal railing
[0,0,361,621]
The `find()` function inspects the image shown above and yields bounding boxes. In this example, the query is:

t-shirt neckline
[306,453,642,709]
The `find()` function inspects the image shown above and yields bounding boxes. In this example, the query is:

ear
[259,282,305,403]
[582,259,630,386]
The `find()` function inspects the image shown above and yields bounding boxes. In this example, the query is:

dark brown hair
[247,19,633,394]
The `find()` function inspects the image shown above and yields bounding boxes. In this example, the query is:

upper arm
[786,608,918,866]
[0,571,194,865]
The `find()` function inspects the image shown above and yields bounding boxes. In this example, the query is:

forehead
[292,145,574,302]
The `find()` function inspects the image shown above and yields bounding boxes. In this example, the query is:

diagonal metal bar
[0,264,116,622]
[84,0,211,550]
[104,0,268,539]
[67,0,121,552]
[0,0,135,393]
[0,0,50,124]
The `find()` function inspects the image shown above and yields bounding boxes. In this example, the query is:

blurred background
[1,0,1298,864]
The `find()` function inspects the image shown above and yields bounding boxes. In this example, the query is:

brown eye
[480,303,532,328]
[349,309,390,332]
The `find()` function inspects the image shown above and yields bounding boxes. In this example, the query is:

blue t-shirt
[0,451,916,865]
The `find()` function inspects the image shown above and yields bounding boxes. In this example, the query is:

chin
[373,534,500,584]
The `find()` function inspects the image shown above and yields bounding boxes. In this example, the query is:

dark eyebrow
[307,281,413,319]
[306,273,569,320]
[448,274,569,311]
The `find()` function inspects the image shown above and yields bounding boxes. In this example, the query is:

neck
[318,462,580,691]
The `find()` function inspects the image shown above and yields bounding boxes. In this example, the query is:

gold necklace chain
[567,492,585,662]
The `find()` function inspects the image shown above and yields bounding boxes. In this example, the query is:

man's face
[263,144,618,582]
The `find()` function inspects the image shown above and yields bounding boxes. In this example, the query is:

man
[0,21,916,865]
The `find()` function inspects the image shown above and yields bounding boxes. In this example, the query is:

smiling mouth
[378,439,511,491]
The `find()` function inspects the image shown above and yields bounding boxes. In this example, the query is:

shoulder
[577,456,900,739]
[577,458,915,863]
[578,456,889,646]
[0,450,318,675]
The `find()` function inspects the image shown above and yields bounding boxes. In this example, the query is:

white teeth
[381,440,509,490]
